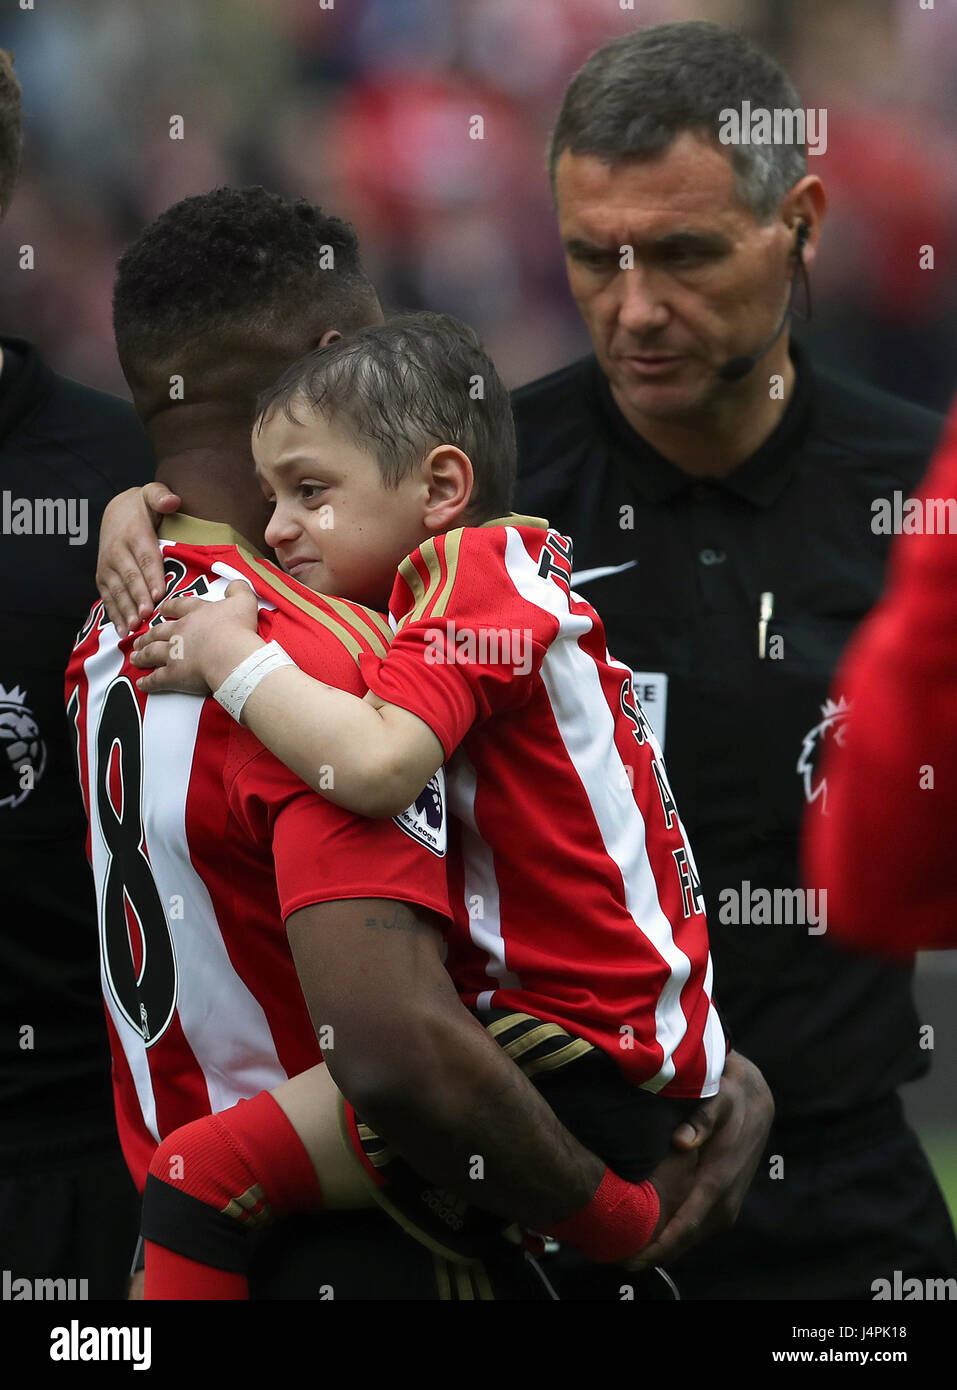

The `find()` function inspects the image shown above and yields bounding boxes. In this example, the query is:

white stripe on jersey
[140,686,289,1115]
[503,528,692,1092]
[83,625,159,1140]
[446,746,523,1009]
[606,647,725,1090]
[700,947,726,1095]
[84,567,290,1138]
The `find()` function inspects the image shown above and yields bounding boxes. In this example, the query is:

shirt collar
[481,511,550,530]
[158,512,268,558]
[591,338,814,507]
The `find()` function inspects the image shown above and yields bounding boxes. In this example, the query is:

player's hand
[97,482,182,637]
[127,1270,145,1300]
[627,1050,773,1270]
[617,1148,699,1271]
[131,580,263,696]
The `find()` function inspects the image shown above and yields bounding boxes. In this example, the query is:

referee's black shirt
[0,337,154,1168]
[513,340,941,1123]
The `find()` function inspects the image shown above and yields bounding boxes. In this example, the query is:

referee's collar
[592,338,814,507]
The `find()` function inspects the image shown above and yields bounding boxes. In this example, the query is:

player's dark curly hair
[0,50,23,218]
[113,186,379,416]
[257,311,516,522]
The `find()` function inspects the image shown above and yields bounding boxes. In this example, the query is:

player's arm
[132,581,445,817]
[96,482,182,635]
[286,896,694,1256]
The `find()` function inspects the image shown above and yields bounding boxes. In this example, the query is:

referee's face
[555,132,797,423]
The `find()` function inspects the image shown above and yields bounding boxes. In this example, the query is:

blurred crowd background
[0,0,956,409]
[1,0,955,1209]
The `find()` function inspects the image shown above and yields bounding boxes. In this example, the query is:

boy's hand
[131,581,263,696]
[97,483,182,636]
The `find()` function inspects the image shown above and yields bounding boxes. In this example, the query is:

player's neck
[149,411,273,551]
[158,455,273,552]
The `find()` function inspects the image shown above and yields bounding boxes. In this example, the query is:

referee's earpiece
[716,220,811,381]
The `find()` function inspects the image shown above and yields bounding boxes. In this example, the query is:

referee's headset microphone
[715,220,810,383]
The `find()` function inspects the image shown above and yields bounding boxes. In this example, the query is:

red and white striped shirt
[65,515,449,1191]
[362,517,726,1098]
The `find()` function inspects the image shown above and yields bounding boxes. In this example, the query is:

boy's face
[255,405,431,610]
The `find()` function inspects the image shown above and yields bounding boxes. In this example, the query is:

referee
[514,22,957,1299]
[0,52,152,1298]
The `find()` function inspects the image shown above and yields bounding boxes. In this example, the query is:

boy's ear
[422,445,473,532]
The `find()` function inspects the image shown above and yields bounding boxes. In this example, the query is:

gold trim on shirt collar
[480,512,549,530]
[157,512,268,558]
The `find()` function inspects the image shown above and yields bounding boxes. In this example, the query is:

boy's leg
[271,1063,371,1208]
[142,1062,371,1300]
[338,1010,698,1276]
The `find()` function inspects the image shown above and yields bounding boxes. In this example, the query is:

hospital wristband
[212,641,295,723]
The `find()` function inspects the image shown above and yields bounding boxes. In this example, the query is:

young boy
[127,312,726,1297]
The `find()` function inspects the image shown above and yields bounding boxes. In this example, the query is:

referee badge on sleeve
[393,769,447,857]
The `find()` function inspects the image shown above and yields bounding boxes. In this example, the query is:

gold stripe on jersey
[321,591,393,650]
[454,1265,475,1300]
[158,513,391,660]
[473,1263,495,1300]
[395,538,444,630]
[240,553,389,661]
[395,518,546,633]
[429,526,464,622]
[396,550,428,618]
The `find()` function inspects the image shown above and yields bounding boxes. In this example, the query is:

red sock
[144,1090,324,1300]
[143,1241,249,1300]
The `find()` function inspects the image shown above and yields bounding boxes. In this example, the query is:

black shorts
[342,1008,699,1265]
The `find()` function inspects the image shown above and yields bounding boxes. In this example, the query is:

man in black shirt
[0,50,152,1297]
[514,22,957,1298]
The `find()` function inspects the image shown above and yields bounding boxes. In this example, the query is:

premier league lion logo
[796,696,851,815]
[0,684,47,810]
[393,769,447,857]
